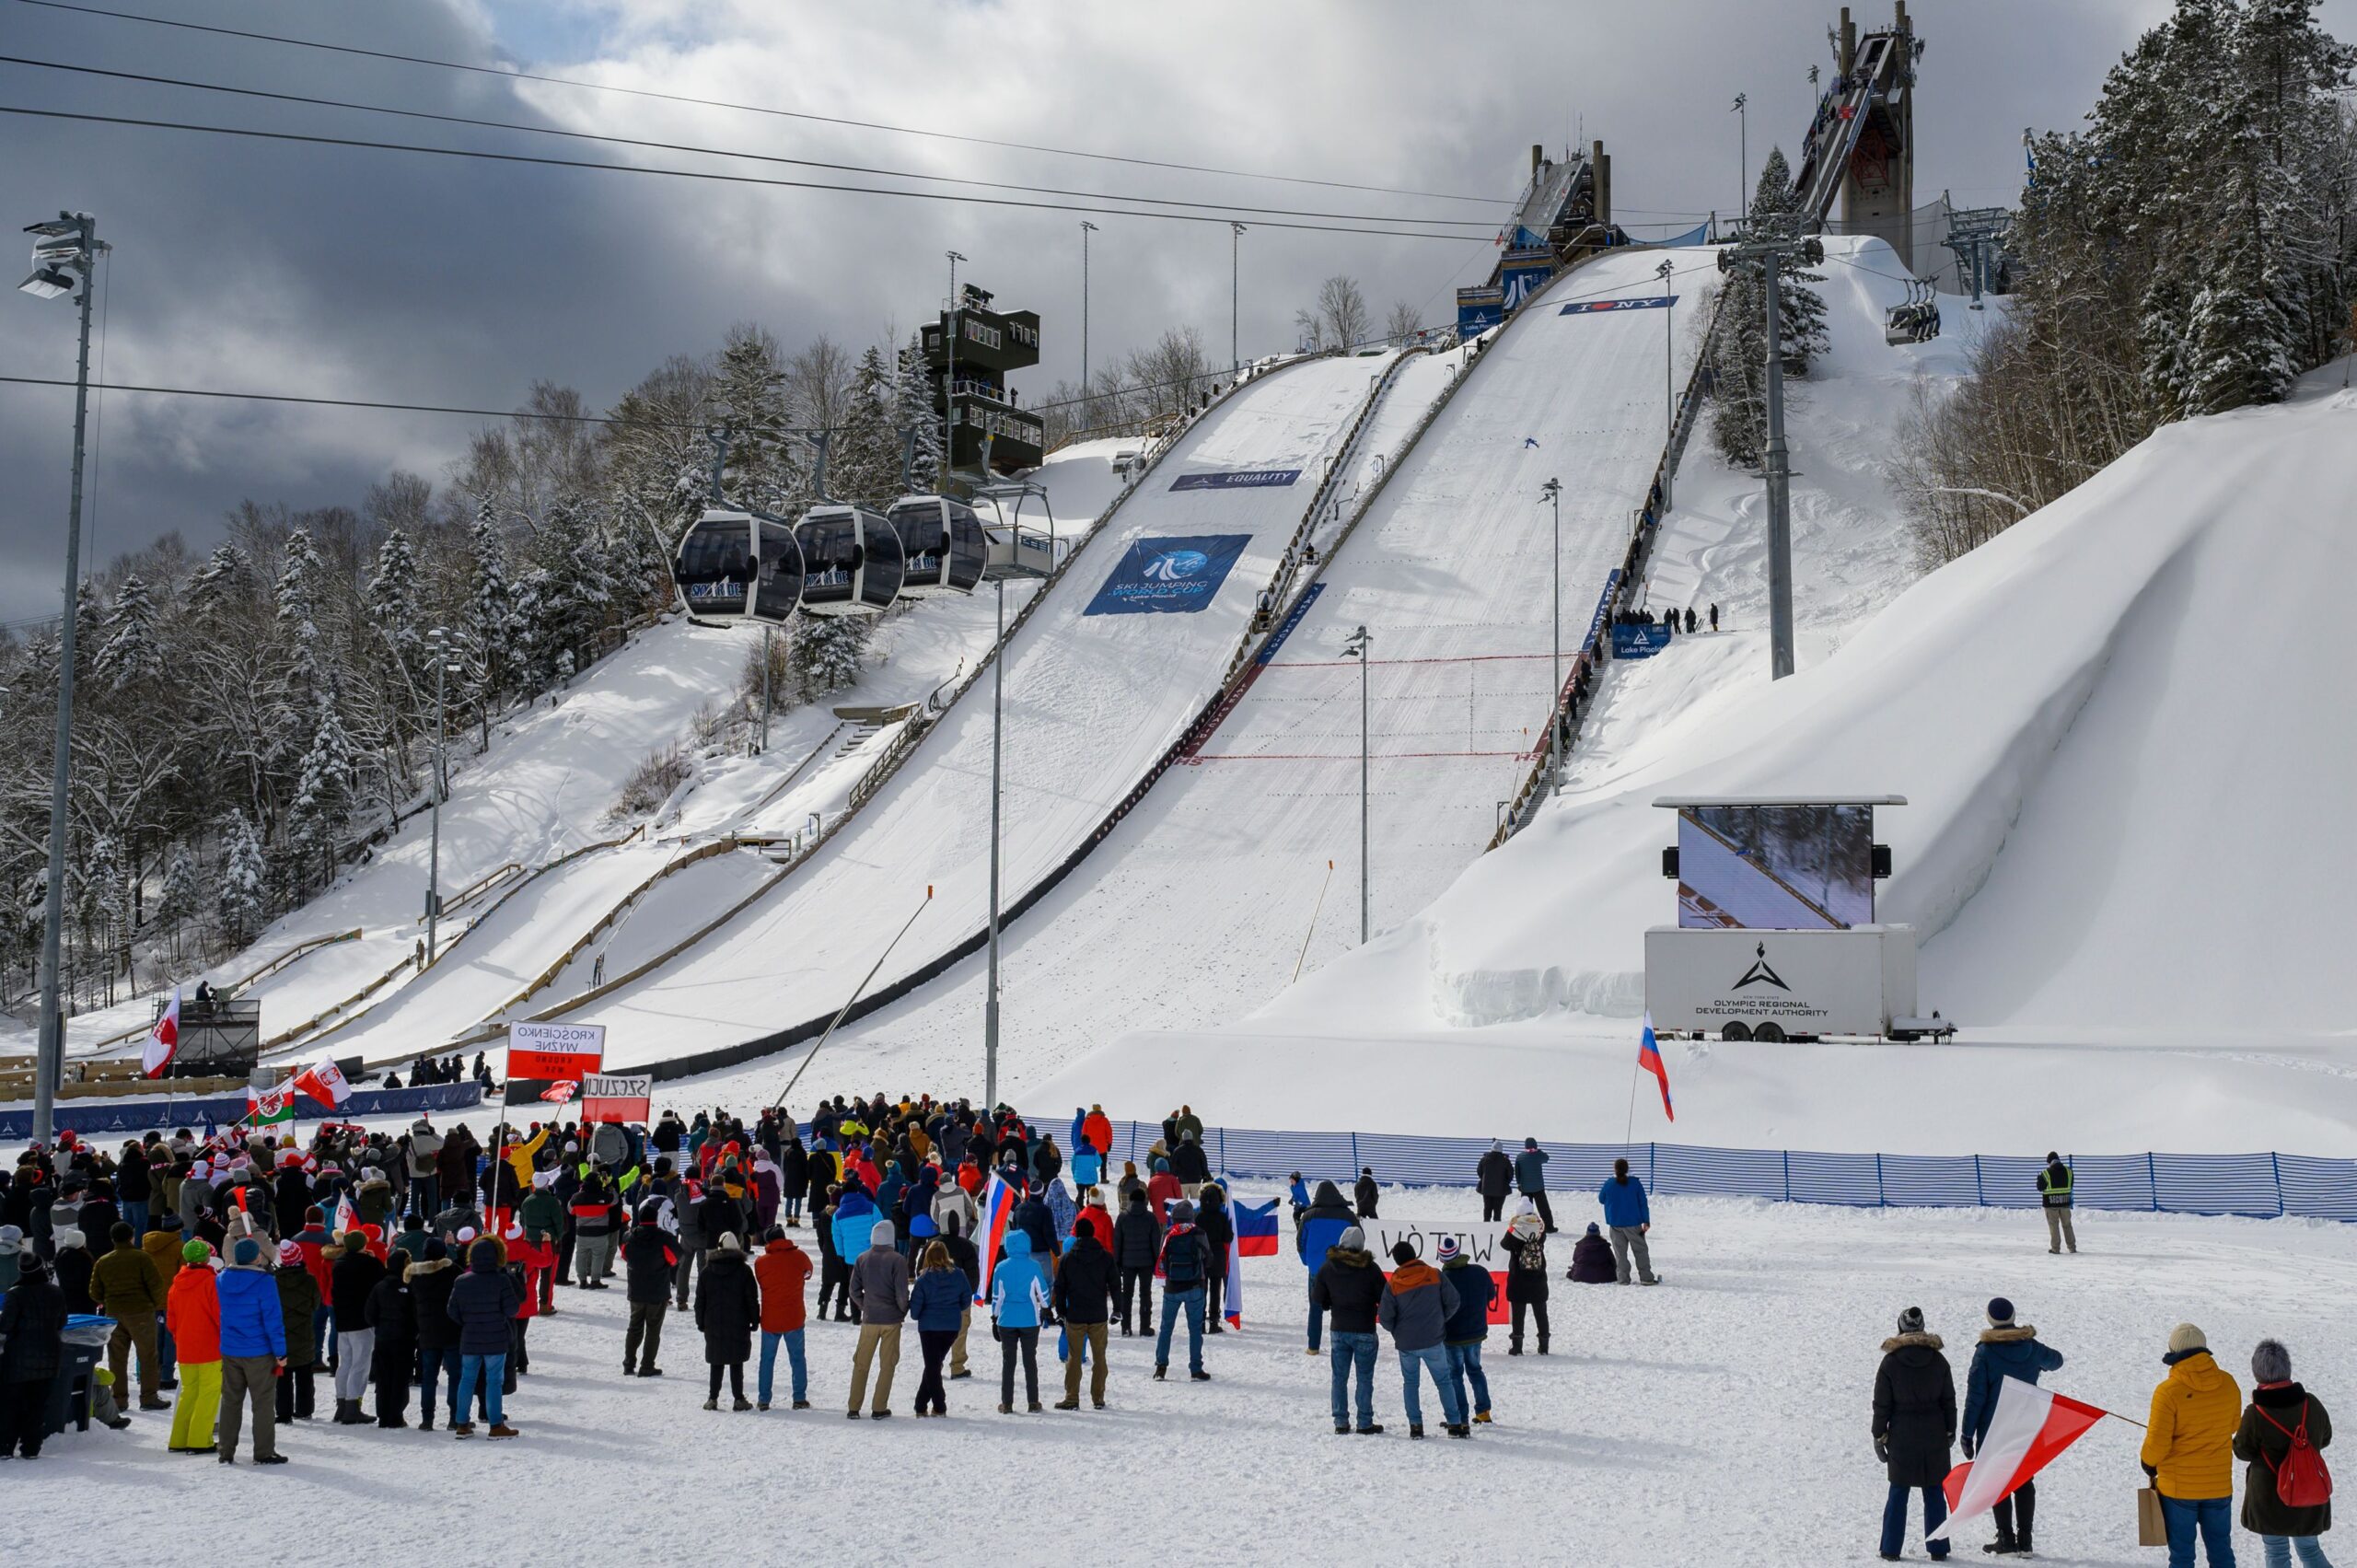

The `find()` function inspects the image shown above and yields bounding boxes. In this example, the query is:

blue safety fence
[1087,1120,2357,1223]
[0,1081,484,1141]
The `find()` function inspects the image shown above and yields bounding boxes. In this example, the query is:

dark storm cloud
[3,0,2335,619]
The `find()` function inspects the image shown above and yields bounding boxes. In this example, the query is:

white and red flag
[142,987,181,1079]
[291,1054,353,1109]
[1932,1377,2108,1539]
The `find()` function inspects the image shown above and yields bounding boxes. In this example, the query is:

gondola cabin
[795,504,906,617]
[886,495,987,598]
[673,508,804,625]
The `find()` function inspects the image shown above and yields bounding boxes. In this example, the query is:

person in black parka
[1353,1168,1379,1219]
[694,1233,761,1411]
[1111,1190,1161,1336]
[364,1248,418,1428]
[1873,1306,1957,1561]
[1566,1223,1617,1284]
[0,1254,66,1458]
[1475,1143,1515,1223]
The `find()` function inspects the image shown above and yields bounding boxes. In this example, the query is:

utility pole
[1732,93,1749,212]
[1657,257,1677,510]
[1540,479,1562,793]
[985,575,1007,1108]
[424,627,456,964]
[1080,221,1097,395]
[1342,625,1371,942]
[1230,222,1246,375]
[1717,234,1823,680]
[945,250,966,482]
[17,210,107,1145]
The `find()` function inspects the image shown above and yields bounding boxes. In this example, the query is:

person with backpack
[2141,1323,2243,1568]
[1378,1238,1465,1439]
[1153,1199,1212,1383]
[1873,1305,1955,1560]
[2038,1153,2077,1254]
[621,1198,679,1378]
[1195,1182,1235,1333]
[1961,1297,2065,1556]
[1500,1203,1550,1354]
[2235,1339,2334,1568]
[1437,1235,1495,1425]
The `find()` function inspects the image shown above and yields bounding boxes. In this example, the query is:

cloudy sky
[1,0,2341,620]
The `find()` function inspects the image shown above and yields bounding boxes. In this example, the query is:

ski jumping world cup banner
[1360,1220,1514,1325]
[505,1019,605,1104]
[1084,535,1253,616]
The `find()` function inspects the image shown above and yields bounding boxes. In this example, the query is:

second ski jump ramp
[586,354,1389,1067]
[657,247,1722,1094]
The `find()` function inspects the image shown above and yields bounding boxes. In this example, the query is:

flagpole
[1622,1056,1643,1149]
[767,886,933,1118]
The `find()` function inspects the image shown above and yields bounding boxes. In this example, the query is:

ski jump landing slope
[586,354,1388,1068]
[1067,365,2357,1155]
[679,248,1721,1095]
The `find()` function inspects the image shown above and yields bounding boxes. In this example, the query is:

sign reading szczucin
[1168,468,1300,492]
[505,1019,605,1102]
[1083,535,1253,617]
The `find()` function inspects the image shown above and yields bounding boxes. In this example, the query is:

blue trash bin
[44,1315,114,1437]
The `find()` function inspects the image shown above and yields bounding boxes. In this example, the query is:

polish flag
[142,987,181,1079]
[1932,1378,2108,1539]
[291,1055,353,1108]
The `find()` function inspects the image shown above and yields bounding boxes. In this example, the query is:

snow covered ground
[25,1186,2356,1566]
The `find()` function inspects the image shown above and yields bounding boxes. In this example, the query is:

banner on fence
[1611,621,1674,659]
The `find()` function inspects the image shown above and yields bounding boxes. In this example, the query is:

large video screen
[1678,804,1873,930]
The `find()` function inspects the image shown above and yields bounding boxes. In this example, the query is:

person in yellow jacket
[503,1124,551,1187]
[2140,1323,2244,1568]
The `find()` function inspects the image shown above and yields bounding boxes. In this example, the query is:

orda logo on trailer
[1085,535,1252,616]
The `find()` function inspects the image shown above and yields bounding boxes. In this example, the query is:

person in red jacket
[1146,1158,1183,1224]
[752,1227,812,1410]
[1073,1195,1115,1254]
[956,1159,985,1197]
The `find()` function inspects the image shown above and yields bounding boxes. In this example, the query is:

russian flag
[972,1173,1016,1305]
[1224,1231,1244,1329]
[1234,1198,1280,1257]
[1639,1012,1675,1122]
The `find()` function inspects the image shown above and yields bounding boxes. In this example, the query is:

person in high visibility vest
[2037,1153,2077,1254]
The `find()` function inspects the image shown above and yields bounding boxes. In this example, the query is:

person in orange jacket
[164,1241,221,1453]
[1083,1107,1115,1168]
[752,1226,813,1410]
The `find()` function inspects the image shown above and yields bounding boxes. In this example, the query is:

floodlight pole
[426,629,449,964]
[1080,221,1097,394]
[1541,479,1562,794]
[1343,625,1371,942]
[23,211,102,1145]
[946,250,966,482]
[985,575,1006,1108]
[1230,223,1246,374]
[1658,258,1677,511]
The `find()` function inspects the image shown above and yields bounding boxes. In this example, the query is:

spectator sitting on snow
[1567,1223,1617,1284]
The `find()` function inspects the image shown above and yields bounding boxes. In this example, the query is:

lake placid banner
[1083,535,1254,616]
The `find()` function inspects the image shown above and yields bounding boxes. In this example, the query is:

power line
[0,54,1506,231]
[0,373,676,426]
[0,104,1503,243]
[13,0,1501,206]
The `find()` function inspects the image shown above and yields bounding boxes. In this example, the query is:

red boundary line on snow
[1186,748,1536,762]
[1267,651,1557,670]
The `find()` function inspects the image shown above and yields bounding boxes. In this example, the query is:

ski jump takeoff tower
[1792,2,1921,270]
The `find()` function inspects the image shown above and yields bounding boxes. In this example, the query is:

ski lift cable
[11,0,1503,206]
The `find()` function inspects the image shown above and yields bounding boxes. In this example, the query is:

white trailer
[1643,924,1920,1041]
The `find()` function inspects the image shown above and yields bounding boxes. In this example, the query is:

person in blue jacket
[1296,1179,1357,1353]
[1960,1296,2065,1556]
[447,1237,523,1437]
[988,1230,1051,1414]
[215,1236,288,1464]
[1597,1158,1658,1285]
[1072,1138,1103,1193]
[830,1184,879,1271]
